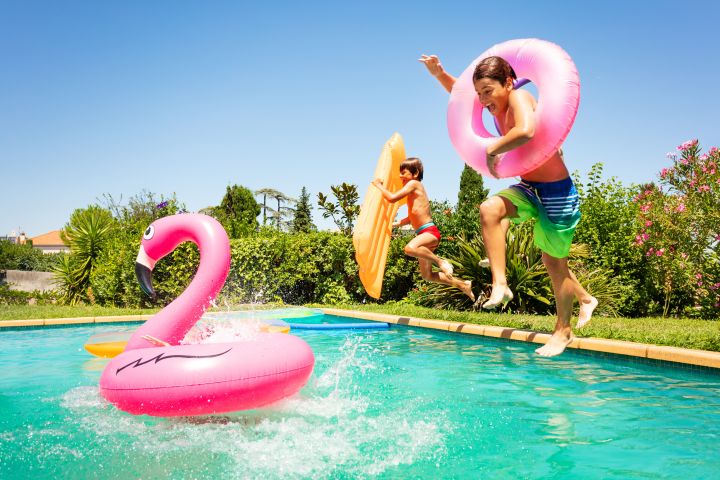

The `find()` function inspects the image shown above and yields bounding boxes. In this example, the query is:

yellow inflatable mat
[353,133,406,298]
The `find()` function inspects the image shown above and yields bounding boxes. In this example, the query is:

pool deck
[2,309,719,370]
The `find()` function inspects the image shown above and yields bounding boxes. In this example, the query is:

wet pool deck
[2,309,719,370]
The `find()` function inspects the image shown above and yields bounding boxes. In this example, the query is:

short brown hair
[400,157,423,181]
[472,56,517,86]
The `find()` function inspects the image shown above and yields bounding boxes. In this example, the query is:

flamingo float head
[134,213,230,302]
[135,221,168,300]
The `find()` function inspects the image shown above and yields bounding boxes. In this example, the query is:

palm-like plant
[53,206,115,304]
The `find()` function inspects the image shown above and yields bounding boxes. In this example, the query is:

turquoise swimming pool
[1,309,719,478]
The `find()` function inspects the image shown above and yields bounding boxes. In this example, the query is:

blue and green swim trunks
[496,177,581,259]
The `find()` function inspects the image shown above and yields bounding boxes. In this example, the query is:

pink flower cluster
[677,139,699,151]
[635,232,650,245]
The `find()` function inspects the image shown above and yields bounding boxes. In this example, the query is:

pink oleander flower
[715,234,720,241]
[709,147,719,155]
[677,139,698,151]
[656,248,665,257]
[640,204,651,213]
[700,154,709,161]
[681,158,690,165]
[696,273,703,279]
[660,168,670,178]
[645,220,652,227]
[698,185,710,192]
[642,233,649,241]
[676,203,686,212]
[681,252,688,259]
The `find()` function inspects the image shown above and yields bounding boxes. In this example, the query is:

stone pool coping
[321,308,720,370]
[2,309,719,370]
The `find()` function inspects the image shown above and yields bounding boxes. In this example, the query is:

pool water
[1,310,719,479]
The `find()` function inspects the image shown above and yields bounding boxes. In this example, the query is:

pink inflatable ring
[447,38,580,178]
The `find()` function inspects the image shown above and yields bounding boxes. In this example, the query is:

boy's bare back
[404,180,433,229]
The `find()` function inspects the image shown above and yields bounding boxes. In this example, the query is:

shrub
[633,140,720,318]
[0,240,63,271]
[572,164,651,316]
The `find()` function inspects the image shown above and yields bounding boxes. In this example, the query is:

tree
[54,205,116,304]
[292,186,316,233]
[101,191,183,237]
[317,183,360,235]
[455,165,489,238]
[215,185,261,237]
[255,188,296,230]
[255,188,280,226]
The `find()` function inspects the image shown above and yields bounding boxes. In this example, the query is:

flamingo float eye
[143,225,155,240]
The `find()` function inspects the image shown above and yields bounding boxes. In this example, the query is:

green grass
[319,303,720,352]
[0,305,158,321]
[0,302,291,322]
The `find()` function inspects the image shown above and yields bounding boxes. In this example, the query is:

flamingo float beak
[135,245,157,300]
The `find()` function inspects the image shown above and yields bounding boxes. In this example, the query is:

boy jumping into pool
[371,157,475,301]
[420,54,597,357]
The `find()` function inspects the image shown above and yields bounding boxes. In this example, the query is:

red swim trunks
[415,222,441,241]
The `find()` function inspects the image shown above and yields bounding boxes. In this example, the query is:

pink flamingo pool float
[99,214,315,417]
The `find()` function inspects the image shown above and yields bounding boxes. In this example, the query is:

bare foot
[576,296,598,329]
[478,258,490,268]
[535,330,574,357]
[142,334,170,347]
[482,285,513,310]
[459,280,475,302]
[439,259,454,277]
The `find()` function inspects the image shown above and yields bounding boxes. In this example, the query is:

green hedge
[0,240,62,271]
[89,231,418,308]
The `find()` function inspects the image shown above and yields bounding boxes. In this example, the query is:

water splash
[55,336,449,479]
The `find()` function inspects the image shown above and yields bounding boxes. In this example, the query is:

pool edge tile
[0,319,45,327]
[44,317,95,326]
[647,345,720,368]
[578,338,648,358]
[417,319,452,331]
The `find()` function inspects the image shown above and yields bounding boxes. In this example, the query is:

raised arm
[486,90,536,178]
[487,90,536,157]
[419,54,456,93]
[392,217,411,228]
[372,178,416,203]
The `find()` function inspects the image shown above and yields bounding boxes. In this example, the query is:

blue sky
[2,0,718,236]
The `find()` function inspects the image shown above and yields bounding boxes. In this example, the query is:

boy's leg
[479,196,517,308]
[568,270,598,328]
[418,258,475,301]
[536,252,575,357]
[404,232,451,274]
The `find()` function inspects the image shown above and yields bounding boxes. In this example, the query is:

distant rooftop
[31,230,66,247]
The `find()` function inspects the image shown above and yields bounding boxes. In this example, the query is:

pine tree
[292,186,316,233]
[455,165,489,238]
[214,185,261,237]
